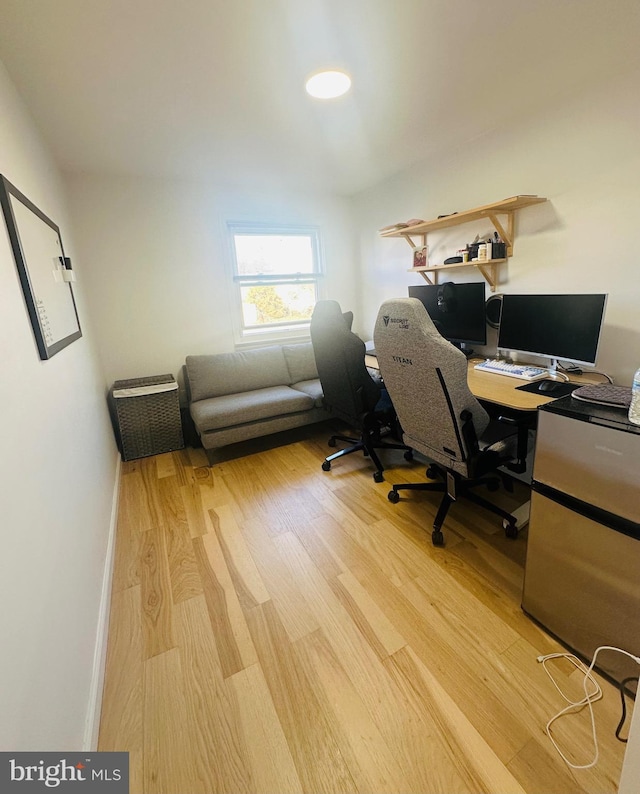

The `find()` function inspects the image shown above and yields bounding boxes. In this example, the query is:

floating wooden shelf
[381,195,547,292]
[380,195,546,239]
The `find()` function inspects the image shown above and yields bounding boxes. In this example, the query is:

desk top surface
[365,354,609,413]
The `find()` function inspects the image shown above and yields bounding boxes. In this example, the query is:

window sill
[234,325,311,350]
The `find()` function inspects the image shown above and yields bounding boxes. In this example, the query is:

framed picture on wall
[0,175,82,359]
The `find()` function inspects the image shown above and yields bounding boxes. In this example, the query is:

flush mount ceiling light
[305,70,351,99]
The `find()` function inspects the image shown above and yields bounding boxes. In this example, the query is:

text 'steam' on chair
[374,297,528,545]
[310,299,413,482]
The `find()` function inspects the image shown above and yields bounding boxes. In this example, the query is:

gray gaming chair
[374,297,523,545]
[311,299,413,481]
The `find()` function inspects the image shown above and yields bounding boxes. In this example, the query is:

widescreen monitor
[497,293,607,367]
[408,282,487,348]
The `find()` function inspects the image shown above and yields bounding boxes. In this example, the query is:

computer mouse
[538,380,558,393]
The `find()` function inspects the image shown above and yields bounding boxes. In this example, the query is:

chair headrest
[311,300,355,332]
[311,299,345,324]
[375,297,444,343]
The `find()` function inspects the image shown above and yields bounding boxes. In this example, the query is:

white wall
[0,61,118,750]
[66,174,358,387]
[353,68,640,386]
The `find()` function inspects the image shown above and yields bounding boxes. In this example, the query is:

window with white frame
[228,223,323,342]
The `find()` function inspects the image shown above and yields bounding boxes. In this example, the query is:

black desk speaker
[486,294,503,329]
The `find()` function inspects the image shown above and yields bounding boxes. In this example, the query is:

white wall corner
[83,454,121,750]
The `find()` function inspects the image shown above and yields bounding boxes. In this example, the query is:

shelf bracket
[475,262,498,292]
[488,213,514,257]
[418,270,436,286]
[400,232,426,249]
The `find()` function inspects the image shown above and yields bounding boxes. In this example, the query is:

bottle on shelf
[629,368,640,425]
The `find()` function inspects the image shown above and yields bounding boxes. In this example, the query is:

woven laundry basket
[110,374,184,461]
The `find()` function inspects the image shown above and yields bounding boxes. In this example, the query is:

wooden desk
[466,358,607,411]
[365,354,608,412]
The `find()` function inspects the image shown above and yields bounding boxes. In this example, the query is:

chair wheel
[504,522,519,539]
[387,490,400,503]
[432,530,444,546]
[426,466,439,479]
[404,450,414,461]
[322,461,331,472]
[373,470,384,483]
[328,438,337,448]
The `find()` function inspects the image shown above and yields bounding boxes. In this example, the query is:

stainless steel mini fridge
[522,394,640,688]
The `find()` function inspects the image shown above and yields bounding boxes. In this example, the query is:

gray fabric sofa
[184,342,327,455]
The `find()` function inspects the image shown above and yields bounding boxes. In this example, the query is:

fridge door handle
[532,481,640,541]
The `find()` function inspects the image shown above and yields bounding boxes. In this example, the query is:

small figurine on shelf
[413,245,428,268]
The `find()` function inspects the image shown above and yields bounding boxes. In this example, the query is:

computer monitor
[497,293,607,368]
[408,282,487,350]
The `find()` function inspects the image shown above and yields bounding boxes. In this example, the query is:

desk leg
[504,500,530,532]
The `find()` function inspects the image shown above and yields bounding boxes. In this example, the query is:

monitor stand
[546,358,574,382]
[548,358,561,379]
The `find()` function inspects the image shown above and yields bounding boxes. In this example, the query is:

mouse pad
[515,380,579,398]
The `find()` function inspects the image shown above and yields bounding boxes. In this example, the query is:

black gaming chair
[310,300,413,481]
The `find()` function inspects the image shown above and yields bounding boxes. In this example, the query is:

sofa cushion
[290,379,324,409]
[186,346,290,401]
[282,343,318,384]
[190,385,315,432]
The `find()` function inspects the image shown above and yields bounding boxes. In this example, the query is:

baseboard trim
[83,454,121,750]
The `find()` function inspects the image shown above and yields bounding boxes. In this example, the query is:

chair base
[387,465,518,545]
[323,430,413,482]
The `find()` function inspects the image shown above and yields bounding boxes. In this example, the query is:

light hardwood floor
[99,425,628,793]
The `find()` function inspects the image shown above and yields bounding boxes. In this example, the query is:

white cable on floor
[537,646,640,770]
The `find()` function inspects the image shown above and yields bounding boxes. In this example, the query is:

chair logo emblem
[392,355,413,365]
[382,316,409,329]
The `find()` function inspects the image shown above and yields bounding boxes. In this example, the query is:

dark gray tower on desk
[522,394,640,689]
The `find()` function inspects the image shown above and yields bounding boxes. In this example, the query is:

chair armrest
[497,414,529,473]
[460,410,480,457]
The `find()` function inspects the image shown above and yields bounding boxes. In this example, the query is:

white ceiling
[0,0,638,196]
